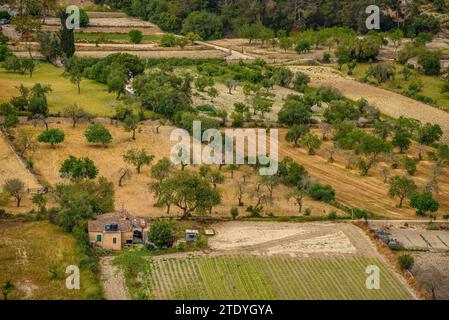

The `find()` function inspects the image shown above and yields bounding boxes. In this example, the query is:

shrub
[231,207,239,220]
[366,63,395,83]
[398,254,414,270]
[128,29,143,44]
[159,33,177,47]
[307,182,336,202]
[148,219,179,248]
[322,52,331,63]
[327,211,338,220]
[196,104,216,114]
[293,72,310,92]
[418,51,441,76]
[295,39,310,54]
[304,208,312,216]
[0,44,12,62]
[79,9,90,28]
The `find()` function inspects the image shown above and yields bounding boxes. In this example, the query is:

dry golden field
[9,121,343,218]
[0,132,43,213]
[279,128,449,219]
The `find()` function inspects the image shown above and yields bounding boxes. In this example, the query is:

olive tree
[3,179,25,207]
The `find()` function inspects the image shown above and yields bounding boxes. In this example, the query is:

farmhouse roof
[88,212,147,232]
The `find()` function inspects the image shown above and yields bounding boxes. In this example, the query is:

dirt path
[196,41,254,62]
[100,257,130,300]
[290,66,449,143]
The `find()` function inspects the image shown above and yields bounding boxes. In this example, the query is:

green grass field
[0,221,102,299]
[75,33,161,43]
[0,63,117,116]
[149,255,413,300]
[341,63,449,112]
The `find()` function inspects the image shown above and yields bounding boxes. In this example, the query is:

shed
[185,229,199,241]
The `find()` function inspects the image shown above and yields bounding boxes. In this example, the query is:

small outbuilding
[185,229,199,242]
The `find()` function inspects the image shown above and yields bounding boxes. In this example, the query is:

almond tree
[123,149,154,174]
[388,175,416,208]
[3,179,25,207]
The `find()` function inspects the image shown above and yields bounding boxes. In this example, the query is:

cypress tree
[58,10,75,58]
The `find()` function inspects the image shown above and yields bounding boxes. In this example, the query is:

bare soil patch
[411,252,449,300]
[208,221,376,257]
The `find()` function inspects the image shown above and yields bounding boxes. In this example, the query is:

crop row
[148,255,412,300]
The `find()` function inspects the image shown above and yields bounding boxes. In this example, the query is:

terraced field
[149,255,413,300]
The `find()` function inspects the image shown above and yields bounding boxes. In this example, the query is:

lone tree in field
[60,156,99,180]
[285,124,310,147]
[118,168,132,187]
[3,179,25,207]
[300,133,322,155]
[207,87,219,103]
[356,134,392,176]
[107,69,127,99]
[417,123,443,159]
[64,57,84,94]
[63,104,87,128]
[37,128,65,148]
[123,113,140,140]
[410,191,439,216]
[199,165,225,188]
[155,119,167,134]
[1,280,14,300]
[286,188,306,213]
[151,157,174,183]
[32,193,48,213]
[123,149,154,174]
[392,129,412,153]
[84,123,112,147]
[15,130,37,156]
[388,175,417,208]
[224,78,238,94]
[154,171,220,218]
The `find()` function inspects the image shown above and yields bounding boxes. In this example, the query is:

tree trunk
[16,197,21,207]
[77,82,81,94]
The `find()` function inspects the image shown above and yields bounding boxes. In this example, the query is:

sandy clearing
[290,66,449,143]
[208,221,377,257]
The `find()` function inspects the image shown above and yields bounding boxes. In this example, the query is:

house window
[113,237,117,244]
[96,234,102,242]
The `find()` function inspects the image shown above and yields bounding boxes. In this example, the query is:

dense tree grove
[107,0,405,38]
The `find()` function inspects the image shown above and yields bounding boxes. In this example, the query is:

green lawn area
[340,62,449,112]
[0,221,102,299]
[0,62,117,116]
[75,33,161,43]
